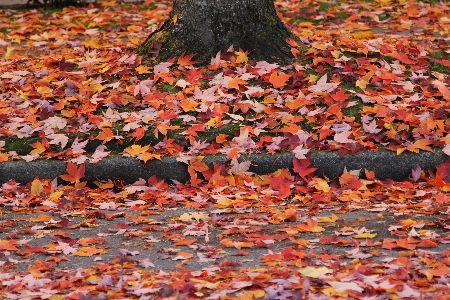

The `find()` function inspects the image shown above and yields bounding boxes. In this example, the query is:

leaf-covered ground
[1,0,450,163]
[1,0,450,298]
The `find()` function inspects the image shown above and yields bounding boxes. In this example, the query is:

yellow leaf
[355,79,367,90]
[135,65,151,74]
[171,14,178,24]
[331,50,342,59]
[353,232,377,239]
[234,51,248,64]
[127,25,142,32]
[349,31,374,40]
[298,266,333,278]
[314,179,330,192]
[312,43,328,50]
[87,83,105,93]
[124,145,150,157]
[217,199,233,207]
[31,178,43,196]
[318,213,338,223]
[4,45,13,60]
[49,190,64,201]
[128,36,141,45]
[241,290,266,300]
[139,152,161,163]
[179,212,210,222]
[190,279,220,289]
[30,141,46,155]
[205,116,219,128]
[307,74,318,83]
[83,39,101,49]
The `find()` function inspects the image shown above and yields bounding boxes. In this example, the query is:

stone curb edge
[1,149,449,186]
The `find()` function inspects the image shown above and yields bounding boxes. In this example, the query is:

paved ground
[2,206,445,272]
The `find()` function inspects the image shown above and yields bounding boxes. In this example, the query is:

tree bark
[138,0,295,65]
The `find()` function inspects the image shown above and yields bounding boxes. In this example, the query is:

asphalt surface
[2,206,446,272]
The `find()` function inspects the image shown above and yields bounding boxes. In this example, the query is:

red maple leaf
[292,157,317,180]
[60,162,86,183]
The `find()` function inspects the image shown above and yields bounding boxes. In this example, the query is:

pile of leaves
[0,0,449,166]
[1,0,450,298]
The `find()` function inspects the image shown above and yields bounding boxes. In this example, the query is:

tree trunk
[138,0,295,65]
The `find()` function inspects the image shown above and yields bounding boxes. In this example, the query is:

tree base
[138,0,297,65]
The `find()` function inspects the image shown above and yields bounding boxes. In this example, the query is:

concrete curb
[1,149,448,186]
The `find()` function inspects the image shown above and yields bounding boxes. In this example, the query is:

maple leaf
[70,137,88,155]
[29,214,51,222]
[0,239,18,250]
[179,212,210,222]
[96,128,114,144]
[433,80,450,101]
[327,281,364,293]
[177,52,197,66]
[330,88,350,101]
[436,161,450,183]
[292,145,310,159]
[234,50,248,64]
[292,157,317,180]
[29,141,47,155]
[312,178,330,192]
[398,139,433,154]
[188,156,209,176]
[30,178,44,196]
[47,133,69,149]
[298,266,333,278]
[298,219,325,232]
[396,284,420,298]
[227,77,247,90]
[318,214,338,223]
[268,71,291,89]
[308,74,339,93]
[363,120,382,134]
[72,246,105,257]
[124,145,150,157]
[60,162,86,183]
[230,158,252,175]
[0,152,8,162]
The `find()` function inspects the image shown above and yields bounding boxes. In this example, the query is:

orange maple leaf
[177,52,197,66]
[180,98,199,112]
[72,246,105,257]
[30,141,47,155]
[0,152,8,162]
[96,128,114,144]
[60,162,86,183]
[405,139,433,153]
[227,77,248,90]
[426,267,450,281]
[269,71,290,89]
[434,80,450,101]
[128,127,145,142]
[124,145,150,156]
[188,156,209,173]
[297,219,325,232]
[173,238,197,246]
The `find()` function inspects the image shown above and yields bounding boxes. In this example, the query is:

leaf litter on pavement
[1,0,450,298]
